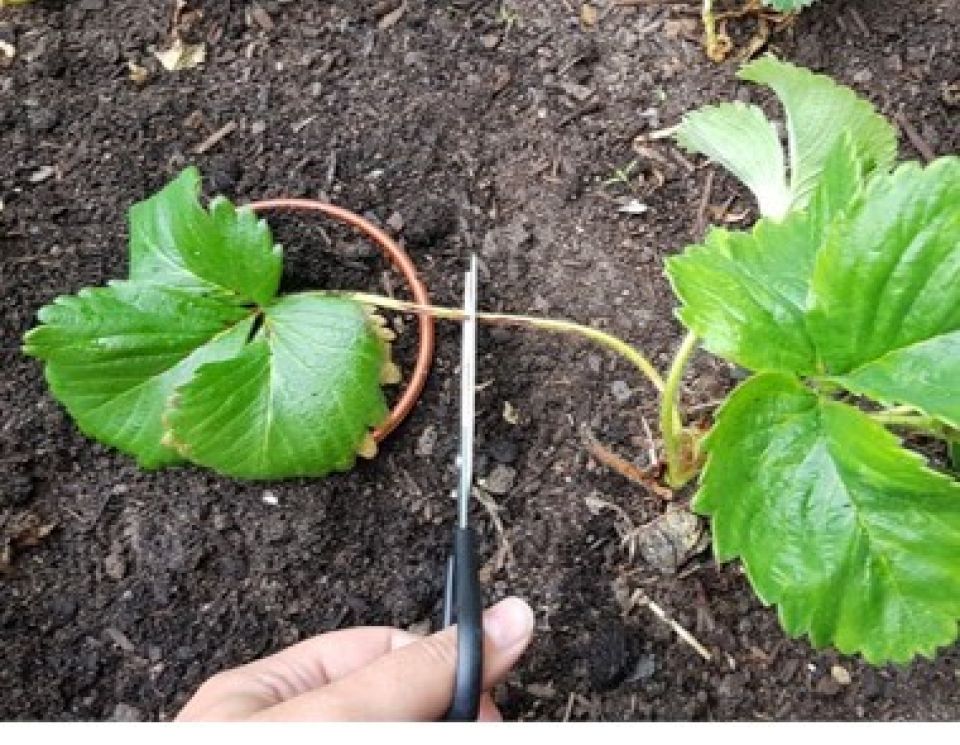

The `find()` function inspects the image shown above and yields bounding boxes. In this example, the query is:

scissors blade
[457,255,478,529]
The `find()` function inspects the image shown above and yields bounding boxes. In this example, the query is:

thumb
[254,597,535,721]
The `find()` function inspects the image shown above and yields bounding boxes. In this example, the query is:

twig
[894,112,936,163]
[582,429,673,499]
[631,589,713,661]
[693,167,715,238]
[474,488,516,570]
[192,121,238,155]
[640,415,658,466]
[557,100,604,129]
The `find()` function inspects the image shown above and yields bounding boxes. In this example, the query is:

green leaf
[676,103,790,218]
[839,333,960,429]
[166,294,389,479]
[128,166,282,306]
[676,57,896,218]
[667,219,818,374]
[671,153,960,429]
[665,137,868,372]
[696,373,960,664]
[22,281,253,468]
[739,57,896,207]
[811,157,960,425]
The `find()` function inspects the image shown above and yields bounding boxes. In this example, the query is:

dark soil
[2,0,958,722]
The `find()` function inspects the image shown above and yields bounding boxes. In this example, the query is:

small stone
[831,664,852,686]
[481,465,516,496]
[111,703,144,722]
[386,211,404,232]
[525,681,556,698]
[480,33,500,50]
[416,425,437,457]
[560,81,594,102]
[262,490,279,506]
[627,653,657,682]
[103,545,126,581]
[815,675,842,696]
[587,354,602,374]
[250,120,267,135]
[491,65,511,93]
[611,380,631,403]
[631,508,705,574]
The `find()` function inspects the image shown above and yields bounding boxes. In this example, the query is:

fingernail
[484,597,534,650]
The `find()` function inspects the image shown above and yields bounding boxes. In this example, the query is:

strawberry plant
[23,57,959,665]
[668,57,960,664]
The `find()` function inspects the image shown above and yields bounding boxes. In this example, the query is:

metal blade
[457,255,478,529]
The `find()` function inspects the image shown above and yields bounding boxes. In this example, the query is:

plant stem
[659,331,700,488]
[869,412,948,434]
[702,0,717,52]
[335,292,666,393]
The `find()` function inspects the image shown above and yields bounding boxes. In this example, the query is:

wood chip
[247,3,274,31]
[0,40,16,64]
[580,3,597,27]
[127,60,149,85]
[895,112,936,163]
[378,1,406,30]
[154,38,206,72]
[192,121,237,155]
[831,664,852,686]
[29,166,56,183]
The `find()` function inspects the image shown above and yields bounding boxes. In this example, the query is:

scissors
[441,254,483,721]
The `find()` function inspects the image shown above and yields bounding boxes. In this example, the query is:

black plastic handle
[442,526,483,721]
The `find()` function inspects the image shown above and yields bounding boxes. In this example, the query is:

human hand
[176,596,534,722]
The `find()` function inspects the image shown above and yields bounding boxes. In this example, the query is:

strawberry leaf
[669,154,960,427]
[166,294,389,479]
[676,56,895,218]
[666,218,819,374]
[697,372,960,664]
[810,157,960,426]
[129,166,282,306]
[676,103,790,218]
[25,167,393,477]
[23,281,253,468]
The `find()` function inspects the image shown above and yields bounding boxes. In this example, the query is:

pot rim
[247,198,435,443]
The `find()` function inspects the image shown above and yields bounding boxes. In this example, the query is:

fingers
[177,626,420,721]
[254,596,534,721]
[477,693,503,722]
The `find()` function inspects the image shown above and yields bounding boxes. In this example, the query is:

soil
[1,0,958,723]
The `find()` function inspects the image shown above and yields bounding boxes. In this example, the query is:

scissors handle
[442,525,483,721]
